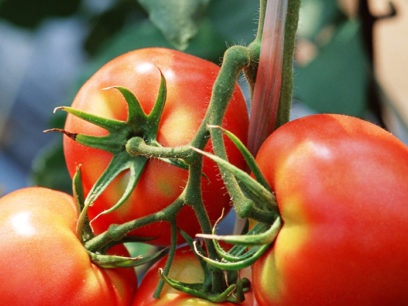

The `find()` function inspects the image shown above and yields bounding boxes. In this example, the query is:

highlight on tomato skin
[0,187,137,306]
[62,47,249,246]
[251,114,408,306]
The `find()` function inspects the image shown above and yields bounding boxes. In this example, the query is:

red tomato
[63,47,249,245]
[132,247,255,305]
[252,114,408,305]
[0,187,136,306]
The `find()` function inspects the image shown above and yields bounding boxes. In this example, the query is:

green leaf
[207,0,258,44]
[208,125,270,190]
[138,0,210,50]
[297,0,343,40]
[294,20,369,116]
[31,141,71,193]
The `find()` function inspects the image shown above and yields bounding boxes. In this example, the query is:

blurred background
[0,0,407,195]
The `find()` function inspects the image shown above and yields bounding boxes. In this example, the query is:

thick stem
[276,0,301,127]
[247,0,288,154]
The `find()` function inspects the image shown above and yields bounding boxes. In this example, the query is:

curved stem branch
[85,198,184,252]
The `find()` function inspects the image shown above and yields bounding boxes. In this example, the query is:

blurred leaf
[31,111,71,193]
[77,18,226,87]
[31,141,72,194]
[138,0,210,50]
[294,20,369,116]
[84,0,146,56]
[0,0,80,28]
[207,0,258,44]
[297,0,344,40]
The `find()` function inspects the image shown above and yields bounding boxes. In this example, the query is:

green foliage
[138,0,210,50]
[31,112,72,193]
[294,0,370,117]
[297,0,340,39]
[295,20,369,116]
[31,141,72,193]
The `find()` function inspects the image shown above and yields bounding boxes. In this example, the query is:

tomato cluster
[2,46,408,306]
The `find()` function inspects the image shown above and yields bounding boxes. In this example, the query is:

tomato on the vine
[0,187,137,306]
[132,247,255,305]
[63,47,249,246]
[252,114,408,305]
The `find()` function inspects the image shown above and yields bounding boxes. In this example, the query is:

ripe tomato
[132,247,255,305]
[63,47,249,245]
[0,187,137,306]
[252,114,408,305]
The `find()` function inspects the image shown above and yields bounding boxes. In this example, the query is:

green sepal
[88,251,142,269]
[159,269,248,304]
[207,124,271,190]
[193,218,281,270]
[79,152,147,224]
[56,106,130,154]
[145,71,167,138]
[53,70,178,223]
[111,86,148,126]
[193,240,271,271]
[197,217,281,246]
[56,105,127,131]
[88,247,168,269]
[72,167,94,243]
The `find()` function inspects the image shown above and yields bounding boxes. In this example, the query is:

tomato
[132,247,255,305]
[63,47,249,245]
[0,187,136,306]
[251,114,408,305]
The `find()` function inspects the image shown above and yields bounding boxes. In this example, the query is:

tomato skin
[0,187,136,306]
[252,114,408,306]
[63,47,249,246]
[132,247,255,306]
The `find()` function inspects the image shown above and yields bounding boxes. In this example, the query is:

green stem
[85,198,184,252]
[205,47,258,221]
[126,137,192,160]
[276,0,301,127]
[181,45,252,294]
[244,0,266,92]
[191,45,251,150]
[154,218,178,298]
[184,159,229,292]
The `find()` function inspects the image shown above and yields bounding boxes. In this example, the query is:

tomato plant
[132,247,255,306]
[62,47,249,246]
[0,187,137,306]
[252,114,408,305]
